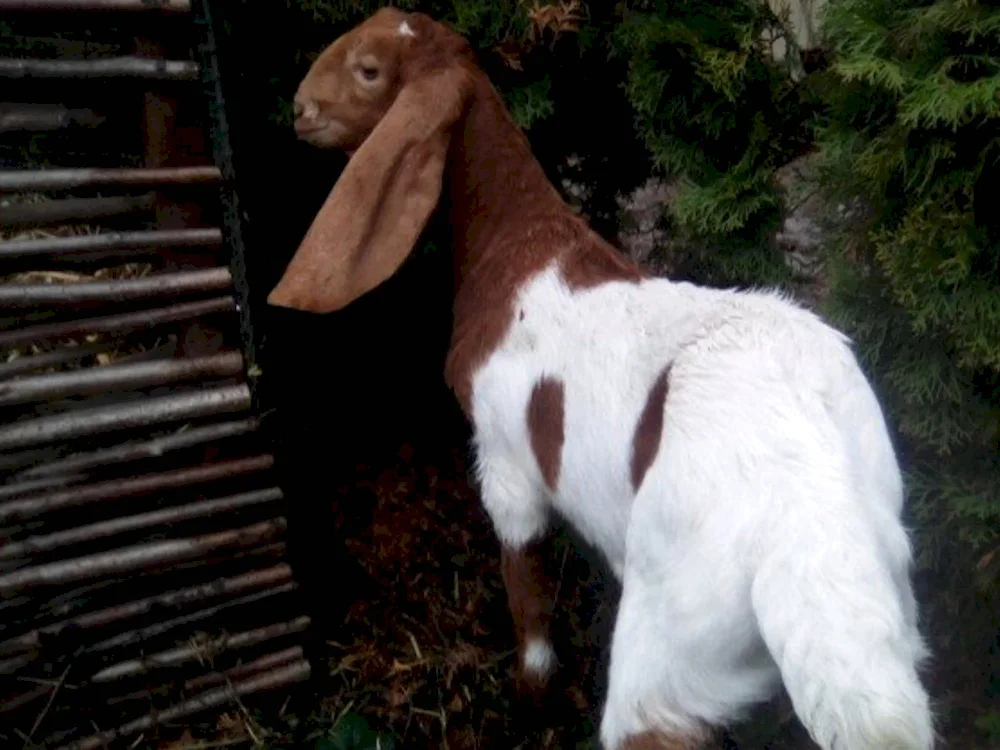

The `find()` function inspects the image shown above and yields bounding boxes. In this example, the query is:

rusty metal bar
[0,351,244,408]
[0,518,286,594]
[0,448,52,476]
[0,227,222,261]
[0,166,221,192]
[89,581,297,653]
[0,192,157,230]
[92,615,310,682]
[0,103,104,134]
[0,383,250,454]
[0,344,110,381]
[0,683,50,714]
[0,564,291,654]
[0,474,86,501]
[59,660,311,750]
[0,58,200,80]
[0,296,234,348]
[0,544,290,641]
[0,0,190,9]
[106,645,305,707]
[17,417,259,479]
[185,645,304,691]
[0,267,232,307]
[0,652,34,675]
[0,487,282,561]
[0,550,285,634]
[0,452,271,523]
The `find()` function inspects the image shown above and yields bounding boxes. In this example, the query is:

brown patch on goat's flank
[527,377,565,491]
[630,365,671,493]
[619,730,706,750]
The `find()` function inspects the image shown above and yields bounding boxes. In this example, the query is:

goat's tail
[751,513,935,750]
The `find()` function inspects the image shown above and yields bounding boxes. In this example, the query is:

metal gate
[0,1,311,747]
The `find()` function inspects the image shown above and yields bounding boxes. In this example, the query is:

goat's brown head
[268,7,477,313]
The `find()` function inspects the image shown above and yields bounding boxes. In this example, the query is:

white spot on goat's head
[397,20,416,37]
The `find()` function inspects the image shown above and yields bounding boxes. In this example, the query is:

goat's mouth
[294,120,326,136]
[294,119,351,149]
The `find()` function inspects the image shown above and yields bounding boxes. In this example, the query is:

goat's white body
[470,262,933,750]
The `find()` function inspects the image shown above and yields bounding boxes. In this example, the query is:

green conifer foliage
[818,0,1000,573]
[609,0,817,284]
[817,0,1000,723]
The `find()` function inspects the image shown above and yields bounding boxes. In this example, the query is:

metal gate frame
[0,2,312,747]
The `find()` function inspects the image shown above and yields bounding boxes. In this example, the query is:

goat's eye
[360,66,379,81]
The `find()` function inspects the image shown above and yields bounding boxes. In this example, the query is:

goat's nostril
[293,99,306,119]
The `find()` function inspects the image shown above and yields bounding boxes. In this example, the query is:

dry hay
[320,444,610,750]
[0,193,162,372]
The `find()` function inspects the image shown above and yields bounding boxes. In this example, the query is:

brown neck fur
[442,68,646,416]
[445,73,564,277]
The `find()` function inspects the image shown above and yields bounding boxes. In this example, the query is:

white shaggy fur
[470,262,934,750]
[523,635,558,678]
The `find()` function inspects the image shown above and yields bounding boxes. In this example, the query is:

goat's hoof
[515,667,552,709]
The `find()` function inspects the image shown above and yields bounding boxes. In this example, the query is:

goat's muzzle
[294,119,326,138]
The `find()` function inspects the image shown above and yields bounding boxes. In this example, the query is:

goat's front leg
[501,536,557,701]
[475,452,557,703]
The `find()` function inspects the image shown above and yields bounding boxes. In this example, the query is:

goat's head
[268,7,477,313]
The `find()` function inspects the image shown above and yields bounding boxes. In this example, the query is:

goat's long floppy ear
[267,66,471,313]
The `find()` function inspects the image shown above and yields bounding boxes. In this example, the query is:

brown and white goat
[268,8,934,750]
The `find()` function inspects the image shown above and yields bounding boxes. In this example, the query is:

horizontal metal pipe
[0,103,104,134]
[0,192,156,230]
[0,473,87,501]
[0,166,220,192]
[0,57,200,80]
[184,645,305,692]
[0,451,271,523]
[0,267,232,307]
[0,343,110,381]
[0,487,283,561]
[0,0,190,9]
[0,683,50,714]
[16,416,259,479]
[0,542,288,623]
[0,227,222,260]
[0,564,291,654]
[0,351,244,408]
[0,383,250,455]
[92,615,310,682]
[59,660,312,750]
[0,651,35,675]
[88,581,297,654]
[106,645,305,707]
[0,518,286,593]
[0,295,235,348]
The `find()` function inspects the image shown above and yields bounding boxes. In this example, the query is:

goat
[267,8,934,750]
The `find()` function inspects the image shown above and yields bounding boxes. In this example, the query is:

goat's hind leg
[598,490,775,750]
[598,570,714,750]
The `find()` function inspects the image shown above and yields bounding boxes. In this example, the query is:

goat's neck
[442,74,623,413]
[445,75,567,287]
